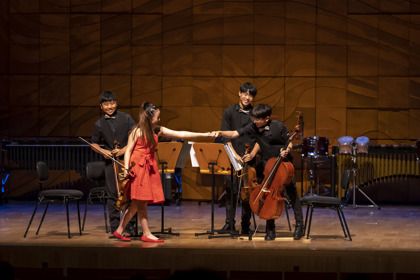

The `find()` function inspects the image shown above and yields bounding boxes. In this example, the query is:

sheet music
[176,142,192,168]
[189,141,200,167]
[224,144,243,172]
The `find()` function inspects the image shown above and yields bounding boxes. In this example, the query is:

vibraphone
[2,138,103,176]
[336,145,420,198]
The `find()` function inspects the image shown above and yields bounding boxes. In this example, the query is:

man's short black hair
[99,91,117,104]
[239,82,257,97]
[251,104,272,119]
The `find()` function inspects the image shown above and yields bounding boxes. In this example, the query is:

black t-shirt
[220,103,255,156]
[237,119,291,161]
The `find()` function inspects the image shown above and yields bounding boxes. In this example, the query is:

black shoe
[217,223,235,234]
[293,224,304,240]
[241,227,251,235]
[241,221,251,235]
[265,229,276,241]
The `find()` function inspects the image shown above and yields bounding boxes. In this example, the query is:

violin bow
[112,140,121,193]
[79,137,126,169]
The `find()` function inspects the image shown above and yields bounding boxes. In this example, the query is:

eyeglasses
[252,117,266,123]
[240,92,254,98]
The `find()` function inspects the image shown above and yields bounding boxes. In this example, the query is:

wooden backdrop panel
[2,0,420,199]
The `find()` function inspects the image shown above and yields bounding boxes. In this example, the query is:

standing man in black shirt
[215,104,304,240]
[217,83,257,235]
[91,91,136,236]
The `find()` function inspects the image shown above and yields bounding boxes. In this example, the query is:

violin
[112,140,120,181]
[112,140,135,211]
[240,143,258,201]
[249,115,302,220]
[115,161,135,210]
[77,137,135,210]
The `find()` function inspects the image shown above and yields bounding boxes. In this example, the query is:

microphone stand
[346,143,380,209]
[300,119,304,197]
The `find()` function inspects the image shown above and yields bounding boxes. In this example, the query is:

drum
[337,136,354,154]
[302,136,329,158]
[356,136,369,153]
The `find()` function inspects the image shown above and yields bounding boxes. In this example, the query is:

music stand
[172,141,192,205]
[193,143,231,238]
[152,142,183,236]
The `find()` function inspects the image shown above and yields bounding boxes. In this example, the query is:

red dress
[127,134,164,204]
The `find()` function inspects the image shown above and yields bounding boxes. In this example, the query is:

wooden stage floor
[1,200,420,280]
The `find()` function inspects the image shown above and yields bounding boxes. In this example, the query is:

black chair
[24,161,83,239]
[300,170,352,241]
[82,161,108,233]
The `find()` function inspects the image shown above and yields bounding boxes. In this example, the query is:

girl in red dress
[113,102,215,242]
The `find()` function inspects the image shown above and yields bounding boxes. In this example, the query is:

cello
[249,120,301,220]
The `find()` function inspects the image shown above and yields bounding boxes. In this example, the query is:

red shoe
[141,235,164,243]
[113,231,131,241]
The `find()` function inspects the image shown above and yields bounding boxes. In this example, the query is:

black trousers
[104,163,136,232]
[223,174,252,229]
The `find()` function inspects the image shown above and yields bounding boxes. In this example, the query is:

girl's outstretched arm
[159,126,216,139]
[213,130,239,139]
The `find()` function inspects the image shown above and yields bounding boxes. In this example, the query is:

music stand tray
[192,143,232,239]
[153,142,183,236]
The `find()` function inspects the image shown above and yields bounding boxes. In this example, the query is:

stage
[1,200,420,280]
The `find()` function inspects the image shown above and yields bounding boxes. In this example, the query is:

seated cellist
[214,104,304,241]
